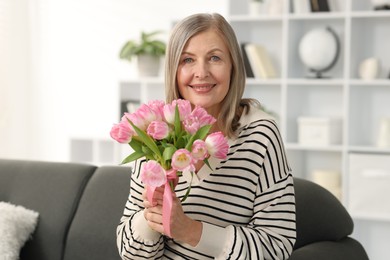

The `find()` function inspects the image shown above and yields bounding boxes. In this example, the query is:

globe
[298,27,340,78]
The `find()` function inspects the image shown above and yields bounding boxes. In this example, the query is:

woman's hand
[143,186,165,234]
[169,193,203,247]
[143,185,202,246]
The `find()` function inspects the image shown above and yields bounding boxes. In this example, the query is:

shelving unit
[228,1,390,259]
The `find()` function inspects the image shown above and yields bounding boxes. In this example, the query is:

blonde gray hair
[165,13,258,138]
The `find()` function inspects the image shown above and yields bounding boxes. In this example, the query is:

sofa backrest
[0,159,96,260]
[293,177,354,249]
[63,165,131,260]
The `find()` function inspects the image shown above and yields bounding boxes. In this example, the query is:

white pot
[137,55,161,77]
[249,1,265,16]
[359,57,380,80]
[377,118,390,148]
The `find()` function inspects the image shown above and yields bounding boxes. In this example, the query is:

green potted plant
[119,31,166,77]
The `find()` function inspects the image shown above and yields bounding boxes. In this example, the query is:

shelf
[352,213,390,222]
[288,12,346,20]
[348,146,390,154]
[286,143,343,152]
[287,78,345,85]
[229,15,284,21]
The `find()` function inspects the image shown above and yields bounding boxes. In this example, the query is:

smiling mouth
[189,84,216,92]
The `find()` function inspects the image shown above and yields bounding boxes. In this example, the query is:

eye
[183,57,193,64]
[211,55,221,61]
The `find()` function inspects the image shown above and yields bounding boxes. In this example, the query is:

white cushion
[0,201,39,260]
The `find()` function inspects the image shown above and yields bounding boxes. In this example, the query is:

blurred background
[0,0,227,161]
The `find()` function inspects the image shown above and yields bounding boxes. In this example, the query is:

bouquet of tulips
[110,99,229,236]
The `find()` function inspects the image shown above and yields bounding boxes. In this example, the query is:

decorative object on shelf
[293,0,311,13]
[348,153,390,218]
[358,57,380,80]
[309,0,330,12]
[248,0,266,16]
[243,43,277,79]
[297,116,342,145]
[311,169,341,201]
[119,31,166,77]
[371,0,390,10]
[298,26,340,78]
[377,117,390,148]
[267,0,283,15]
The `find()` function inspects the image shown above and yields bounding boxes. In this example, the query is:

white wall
[0,0,227,162]
[0,0,33,159]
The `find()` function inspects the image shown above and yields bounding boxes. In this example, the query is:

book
[240,43,254,78]
[310,0,330,12]
[293,0,310,14]
[244,43,277,79]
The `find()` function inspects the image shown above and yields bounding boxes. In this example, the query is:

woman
[117,13,296,259]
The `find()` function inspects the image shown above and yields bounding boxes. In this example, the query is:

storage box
[348,153,390,219]
[298,117,342,145]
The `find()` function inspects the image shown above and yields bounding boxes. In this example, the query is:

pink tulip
[191,140,208,161]
[140,160,166,187]
[163,104,176,124]
[147,100,165,120]
[191,106,216,127]
[183,114,201,135]
[124,112,147,131]
[110,120,134,143]
[205,132,229,159]
[173,99,192,121]
[171,149,195,172]
[147,120,170,140]
[134,104,160,130]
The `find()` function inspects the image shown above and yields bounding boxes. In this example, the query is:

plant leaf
[181,172,193,202]
[185,124,212,150]
[121,151,145,164]
[129,138,143,152]
[127,120,162,160]
[163,146,177,162]
[174,105,182,137]
[204,158,213,171]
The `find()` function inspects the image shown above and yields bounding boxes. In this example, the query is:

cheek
[177,66,192,85]
[177,67,190,97]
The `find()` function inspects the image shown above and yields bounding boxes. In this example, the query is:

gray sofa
[0,159,369,260]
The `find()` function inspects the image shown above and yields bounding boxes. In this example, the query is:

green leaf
[127,120,162,160]
[185,124,212,150]
[196,124,213,140]
[176,136,186,149]
[204,158,213,171]
[121,151,145,164]
[129,138,143,152]
[181,172,193,202]
[174,105,182,137]
[163,146,177,161]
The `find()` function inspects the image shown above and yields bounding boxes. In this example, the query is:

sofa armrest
[290,237,369,260]
[0,159,96,260]
[293,177,354,249]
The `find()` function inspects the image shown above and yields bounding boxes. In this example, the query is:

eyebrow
[181,48,224,56]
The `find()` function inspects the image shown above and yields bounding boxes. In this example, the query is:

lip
[189,83,216,93]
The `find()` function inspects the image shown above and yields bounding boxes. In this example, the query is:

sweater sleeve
[116,160,165,259]
[217,119,296,259]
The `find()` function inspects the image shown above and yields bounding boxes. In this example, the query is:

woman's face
[177,29,232,118]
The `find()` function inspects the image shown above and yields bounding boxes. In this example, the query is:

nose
[194,61,210,78]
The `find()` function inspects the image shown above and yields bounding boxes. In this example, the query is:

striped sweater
[117,107,296,259]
